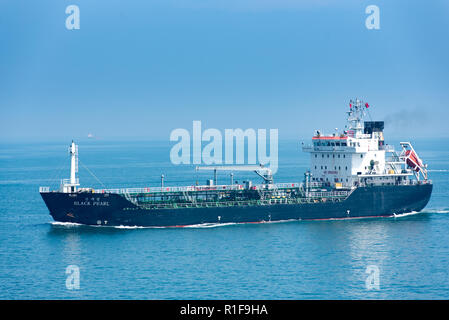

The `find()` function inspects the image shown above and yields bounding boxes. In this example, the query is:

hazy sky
[1,0,448,142]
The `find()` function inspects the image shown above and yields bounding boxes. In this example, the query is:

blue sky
[1,0,448,142]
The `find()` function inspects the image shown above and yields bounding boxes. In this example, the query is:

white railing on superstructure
[309,182,324,188]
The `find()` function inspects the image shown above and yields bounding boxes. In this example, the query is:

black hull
[40,184,433,227]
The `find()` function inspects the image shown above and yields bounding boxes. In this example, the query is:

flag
[365,102,370,108]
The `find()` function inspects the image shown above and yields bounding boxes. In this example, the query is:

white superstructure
[302,99,427,189]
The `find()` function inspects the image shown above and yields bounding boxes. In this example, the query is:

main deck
[74,182,351,210]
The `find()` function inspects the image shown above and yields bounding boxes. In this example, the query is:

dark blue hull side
[40,184,433,227]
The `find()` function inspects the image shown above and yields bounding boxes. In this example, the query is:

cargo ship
[40,99,433,227]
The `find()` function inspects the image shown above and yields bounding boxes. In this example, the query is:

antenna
[346,98,369,136]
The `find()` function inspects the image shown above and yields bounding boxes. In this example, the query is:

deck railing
[307,191,349,198]
[275,183,301,189]
[91,182,301,195]
[125,195,348,210]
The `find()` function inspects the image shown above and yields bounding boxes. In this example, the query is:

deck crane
[195,165,274,185]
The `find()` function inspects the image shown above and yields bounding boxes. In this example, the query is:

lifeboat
[405,150,423,172]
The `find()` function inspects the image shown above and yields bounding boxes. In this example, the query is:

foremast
[62,141,79,193]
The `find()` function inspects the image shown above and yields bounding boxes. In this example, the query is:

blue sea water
[0,139,449,299]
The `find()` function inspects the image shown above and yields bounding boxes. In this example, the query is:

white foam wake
[51,221,84,227]
[114,219,300,229]
[422,208,449,214]
[183,222,237,228]
[392,211,419,218]
[114,225,149,229]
